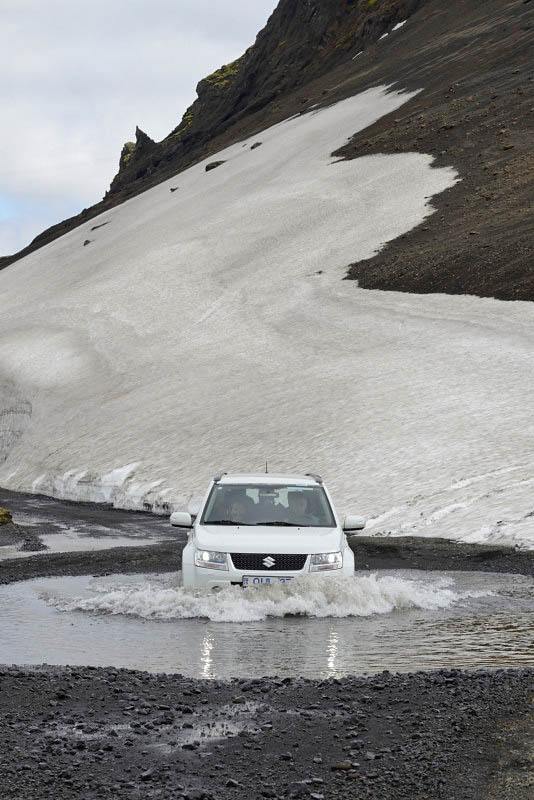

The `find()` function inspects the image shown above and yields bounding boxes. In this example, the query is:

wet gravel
[353,536,534,578]
[0,533,185,585]
[0,666,532,799]
[0,487,184,584]
[0,522,48,552]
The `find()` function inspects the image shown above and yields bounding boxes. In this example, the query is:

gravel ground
[0,666,532,800]
[0,526,185,585]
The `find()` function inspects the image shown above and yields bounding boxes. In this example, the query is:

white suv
[170,473,365,589]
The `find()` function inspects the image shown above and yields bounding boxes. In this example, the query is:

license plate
[242,575,294,586]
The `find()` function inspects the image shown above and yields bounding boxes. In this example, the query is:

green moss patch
[0,506,13,525]
[204,58,243,89]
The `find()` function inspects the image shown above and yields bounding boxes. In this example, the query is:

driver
[227,491,254,524]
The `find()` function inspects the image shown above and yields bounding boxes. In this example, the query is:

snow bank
[365,464,534,550]
[50,572,490,623]
[0,85,533,549]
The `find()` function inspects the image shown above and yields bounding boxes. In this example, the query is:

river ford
[1,489,533,798]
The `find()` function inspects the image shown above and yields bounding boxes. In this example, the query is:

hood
[194,524,342,554]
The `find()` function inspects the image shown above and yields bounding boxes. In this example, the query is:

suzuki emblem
[263,555,275,568]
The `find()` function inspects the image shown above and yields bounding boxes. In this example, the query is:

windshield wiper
[256,521,301,527]
[205,519,253,526]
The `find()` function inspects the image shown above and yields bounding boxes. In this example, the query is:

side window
[210,486,226,516]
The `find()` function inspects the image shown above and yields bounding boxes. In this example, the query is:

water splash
[49,573,491,624]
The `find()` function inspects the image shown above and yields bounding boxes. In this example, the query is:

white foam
[50,573,491,624]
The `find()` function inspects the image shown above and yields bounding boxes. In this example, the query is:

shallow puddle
[1,570,533,678]
[0,532,165,561]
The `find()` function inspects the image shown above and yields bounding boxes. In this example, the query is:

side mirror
[343,515,366,533]
[187,500,202,518]
[170,511,193,528]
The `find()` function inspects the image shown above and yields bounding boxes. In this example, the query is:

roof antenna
[265,461,268,474]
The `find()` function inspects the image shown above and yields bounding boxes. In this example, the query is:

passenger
[287,492,317,525]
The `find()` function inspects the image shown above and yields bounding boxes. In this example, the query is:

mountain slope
[2,0,532,300]
[107,0,427,197]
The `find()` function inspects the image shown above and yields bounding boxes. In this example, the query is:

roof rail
[305,473,323,484]
[213,472,227,483]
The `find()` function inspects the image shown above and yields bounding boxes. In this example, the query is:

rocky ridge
[106,0,426,197]
[0,0,429,267]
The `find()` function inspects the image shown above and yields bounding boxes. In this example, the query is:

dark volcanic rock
[205,160,226,172]
[116,126,157,183]
[0,666,533,799]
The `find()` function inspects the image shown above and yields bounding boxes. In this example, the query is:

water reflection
[201,631,214,679]
[327,629,339,677]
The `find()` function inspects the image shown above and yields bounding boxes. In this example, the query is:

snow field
[0,85,533,548]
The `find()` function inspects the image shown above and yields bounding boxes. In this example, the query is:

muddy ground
[1,489,533,798]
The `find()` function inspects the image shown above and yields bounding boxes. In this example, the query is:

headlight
[194,549,228,571]
[309,551,342,572]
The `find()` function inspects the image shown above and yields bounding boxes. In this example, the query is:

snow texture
[0,86,533,549]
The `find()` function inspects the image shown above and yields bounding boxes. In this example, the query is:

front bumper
[182,550,354,589]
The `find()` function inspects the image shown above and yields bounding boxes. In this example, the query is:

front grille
[230,553,308,572]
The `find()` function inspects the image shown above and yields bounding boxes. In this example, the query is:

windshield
[201,484,336,527]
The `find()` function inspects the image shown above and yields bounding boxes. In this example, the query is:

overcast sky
[0,0,277,255]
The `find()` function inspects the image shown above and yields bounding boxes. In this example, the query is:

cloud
[0,0,277,254]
